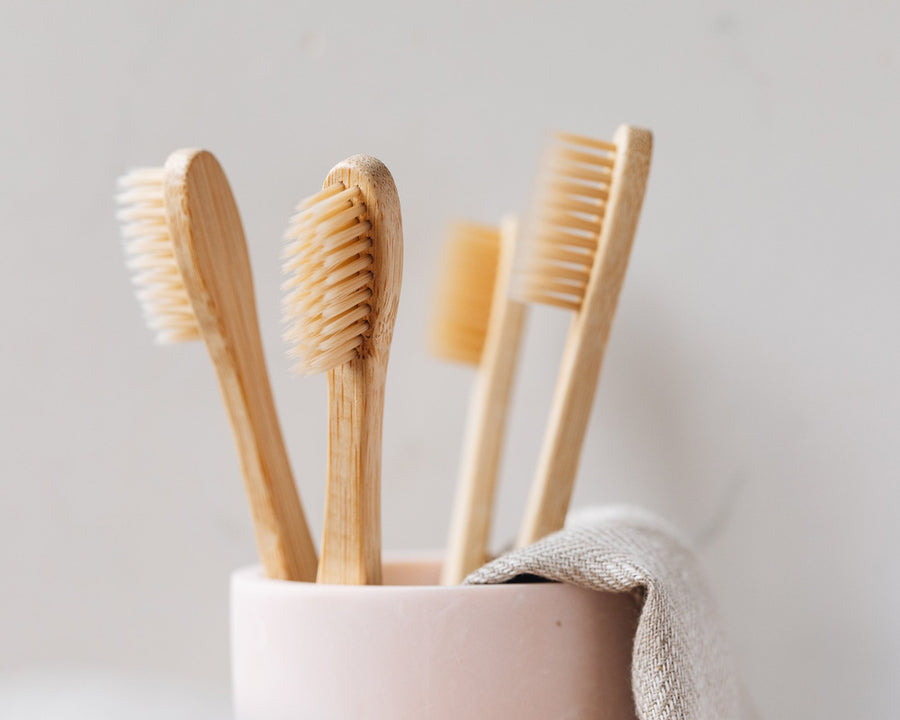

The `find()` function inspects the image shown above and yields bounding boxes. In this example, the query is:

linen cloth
[464,505,753,720]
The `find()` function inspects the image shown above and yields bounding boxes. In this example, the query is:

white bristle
[116,168,199,343]
[514,132,618,311]
[281,181,374,375]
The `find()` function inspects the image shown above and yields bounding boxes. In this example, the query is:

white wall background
[1,1,898,717]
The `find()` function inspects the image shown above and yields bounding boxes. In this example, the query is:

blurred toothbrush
[430,217,527,584]
[514,126,652,546]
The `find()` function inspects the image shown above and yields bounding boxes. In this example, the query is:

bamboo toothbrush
[117,148,318,582]
[430,217,527,584]
[515,125,652,546]
[282,155,402,585]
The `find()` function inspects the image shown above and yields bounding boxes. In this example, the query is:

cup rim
[230,552,573,595]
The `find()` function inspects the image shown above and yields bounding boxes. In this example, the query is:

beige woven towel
[464,505,754,720]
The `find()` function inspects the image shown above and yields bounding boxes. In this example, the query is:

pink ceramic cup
[230,556,639,720]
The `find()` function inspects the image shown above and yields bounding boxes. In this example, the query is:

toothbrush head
[428,221,501,366]
[116,166,200,343]
[513,131,620,312]
[282,155,402,375]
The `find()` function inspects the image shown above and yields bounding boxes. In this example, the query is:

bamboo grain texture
[316,156,403,585]
[164,149,318,581]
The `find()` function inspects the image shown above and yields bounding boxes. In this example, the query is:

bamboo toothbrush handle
[318,354,388,585]
[216,333,320,582]
[442,219,527,584]
[168,150,318,582]
[518,128,652,546]
[516,313,603,546]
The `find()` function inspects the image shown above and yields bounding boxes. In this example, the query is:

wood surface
[316,156,403,585]
[164,148,318,581]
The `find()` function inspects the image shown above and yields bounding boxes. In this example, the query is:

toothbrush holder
[230,555,639,719]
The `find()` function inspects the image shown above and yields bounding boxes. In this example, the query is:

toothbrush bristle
[116,168,200,343]
[281,182,375,375]
[428,221,500,366]
[513,132,618,311]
